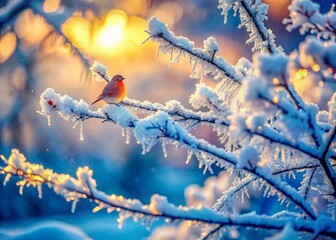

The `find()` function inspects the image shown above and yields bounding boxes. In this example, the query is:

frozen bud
[203,36,219,53]
[237,146,260,169]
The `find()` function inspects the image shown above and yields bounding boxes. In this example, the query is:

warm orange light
[15,11,50,45]
[294,69,308,81]
[312,64,320,72]
[155,2,183,26]
[43,0,61,13]
[272,77,280,85]
[96,10,127,49]
[31,175,45,182]
[263,0,291,20]
[273,96,279,104]
[118,0,149,16]
[62,17,91,48]
[0,32,17,63]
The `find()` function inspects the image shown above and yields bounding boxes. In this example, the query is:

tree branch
[0,164,334,238]
[239,0,280,54]
[146,17,243,84]
[122,98,320,161]
[319,127,336,197]
[39,90,317,219]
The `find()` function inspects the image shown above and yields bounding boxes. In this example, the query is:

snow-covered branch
[215,162,336,213]
[146,17,243,85]
[284,0,336,41]
[39,87,329,172]
[319,127,336,196]
[2,1,336,238]
[122,98,230,129]
[218,0,283,54]
[1,149,336,238]
[39,88,317,219]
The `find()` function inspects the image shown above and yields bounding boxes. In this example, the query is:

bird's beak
[122,77,125,80]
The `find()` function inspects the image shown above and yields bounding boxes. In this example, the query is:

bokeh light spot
[43,0,61,13]
[0,32,17,63]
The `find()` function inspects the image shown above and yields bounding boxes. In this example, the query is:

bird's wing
[102,82,121,97]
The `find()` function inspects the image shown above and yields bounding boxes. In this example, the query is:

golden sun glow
[96,10,127,49]
[294,69,308,81]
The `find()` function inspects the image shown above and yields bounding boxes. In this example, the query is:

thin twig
[319,127,336,197]
[146,31,242,84]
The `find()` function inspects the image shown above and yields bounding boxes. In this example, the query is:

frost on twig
[218,0,283,54]
[284,0,336,41]
[145,17,243,85]
[1,149,336,238]
[90,61,111,82]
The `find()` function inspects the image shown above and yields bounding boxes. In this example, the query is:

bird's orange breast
[104,81,126,103]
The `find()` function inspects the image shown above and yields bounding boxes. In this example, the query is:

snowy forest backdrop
[0,0,336,239]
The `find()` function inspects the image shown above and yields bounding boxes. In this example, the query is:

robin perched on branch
[91,74,126,105]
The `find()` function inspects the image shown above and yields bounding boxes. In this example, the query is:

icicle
[281,148,286,163]
[117,217,123,229]
[125,129,130,144]
[79,122,84,141]
[175,50,182,63]
[203,165,208,174]
[161,141,167,158]
[47,115,51,126]
[121,128,125,137]
[73,121,79,129]
[71,198,79,213]
[37,184,43,199]
[169,47,174,68]
[92,205,101,213]
[3,174,11,186]
[199,161,204,169]
[241,190,245,204]
[107,207,115,213]
[192,59,199,75]
[186,150,193,164]
[156,47,160,58]
[145,217,154,230]
[0,154,7,163]
[19,184,24,195]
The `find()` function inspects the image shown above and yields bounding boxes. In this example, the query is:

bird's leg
[109,103,119,107]
[109,103,123,108]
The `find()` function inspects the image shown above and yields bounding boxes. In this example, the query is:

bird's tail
[91,96,102,105]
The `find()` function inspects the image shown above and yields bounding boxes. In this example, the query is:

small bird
[91,74,126,105]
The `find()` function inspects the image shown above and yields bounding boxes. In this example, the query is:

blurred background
[0,0,334,239]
